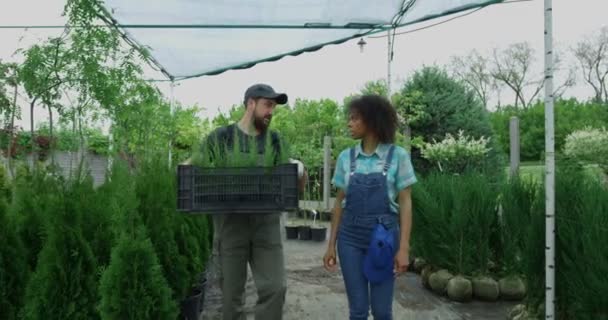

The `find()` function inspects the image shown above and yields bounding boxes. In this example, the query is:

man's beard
[254,115,272,133]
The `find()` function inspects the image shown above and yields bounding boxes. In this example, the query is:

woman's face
[348,111,367,139]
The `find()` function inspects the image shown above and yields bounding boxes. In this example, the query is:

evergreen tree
[22,177,99,320]
[10,165,56,270]
[0,167,28,320]
[98,159,177,320]
[99,228,178,320]
[135,158,189,299]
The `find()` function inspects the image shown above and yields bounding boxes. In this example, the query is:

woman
[323,95,417,320]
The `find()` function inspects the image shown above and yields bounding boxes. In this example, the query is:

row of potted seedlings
[285,209,330,242]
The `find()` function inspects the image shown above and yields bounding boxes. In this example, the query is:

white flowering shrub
[421,130,491,173]
[564,127,608,172]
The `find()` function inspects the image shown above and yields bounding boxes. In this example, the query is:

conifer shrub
[22,177,99,320]
[0,166,28,320]
[98,228,178,320]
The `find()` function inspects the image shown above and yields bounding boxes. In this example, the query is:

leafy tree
[110,81,173,159]
[490,99,608,161]
[398,66,498,175]
[273,99,343,168]
[360,79,389,97]
[0,62,20,174]
[490,42,574,109]
[64,0,155,160]
[212,104,244,127]
[172,105,212,161]
[399,66,493,141]
[573,26,608,104]
[18,36,72,161]
[450,50,495,109]
[0,61,19,131]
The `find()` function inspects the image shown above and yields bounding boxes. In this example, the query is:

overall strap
[349,147,357,176]
[382,145,396,176]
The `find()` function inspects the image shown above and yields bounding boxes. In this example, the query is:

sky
[1,0,607,132]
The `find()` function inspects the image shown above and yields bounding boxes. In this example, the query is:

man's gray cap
[244,84,288,105]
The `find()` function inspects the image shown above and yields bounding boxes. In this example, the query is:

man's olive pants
[212,213,286,320]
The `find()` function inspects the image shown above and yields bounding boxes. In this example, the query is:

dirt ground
[201,215,516,320]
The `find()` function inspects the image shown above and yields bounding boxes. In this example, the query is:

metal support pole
[509,116,520,178]
[168,80,175,167]
[387,29,393,98]
[544,0,556,318]
[323,136,332,210]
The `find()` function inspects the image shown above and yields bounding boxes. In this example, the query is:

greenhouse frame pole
[544,0,556,318]
[387,29,393,98]
[169,80,175,167]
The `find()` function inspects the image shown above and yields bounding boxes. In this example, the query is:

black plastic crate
[177,164,299,214]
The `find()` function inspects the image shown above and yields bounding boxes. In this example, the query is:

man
[203,84,306,320]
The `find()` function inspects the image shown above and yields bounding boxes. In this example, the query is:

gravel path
[201,216,516,320]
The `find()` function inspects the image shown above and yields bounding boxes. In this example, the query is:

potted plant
[197,271,208,313]
[285,220,299,240]
[321,210,332,221]
[304,209,315,220]
[298,221,312,240]
[296,208,306,219]
[180,285,203,320]
[309,210,327,242]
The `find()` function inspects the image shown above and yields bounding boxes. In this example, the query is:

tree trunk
[6,85,18,177]
[78,108,85,176]
[48,104,56,165]
[69,109,76,178]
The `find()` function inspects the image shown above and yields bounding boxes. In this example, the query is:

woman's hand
[323,246,338,272]
[394,248,409,276]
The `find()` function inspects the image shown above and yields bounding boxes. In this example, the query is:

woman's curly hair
[347,95,398,144]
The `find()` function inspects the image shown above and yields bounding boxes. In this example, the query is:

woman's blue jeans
[338,240,395,320]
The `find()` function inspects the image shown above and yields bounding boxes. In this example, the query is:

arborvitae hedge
[99,228,178,320]
[135,158,190,299]
[22,177,99,320]
[0,167,28,320]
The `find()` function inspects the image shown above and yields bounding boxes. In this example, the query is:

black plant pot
[321,211,332,221]
[306,210,316,220]
[311,227,327,242]
[181,288,203,320]
[298,226,311,240]
[197,273,208,313]
[285,225,299,239]
[296,209,306,219]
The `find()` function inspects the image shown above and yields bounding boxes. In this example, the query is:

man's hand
[289,159,307,192]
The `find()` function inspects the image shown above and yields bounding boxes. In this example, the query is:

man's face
[249,98,277,132]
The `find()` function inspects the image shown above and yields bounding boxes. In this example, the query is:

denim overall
[338,145,399,320]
